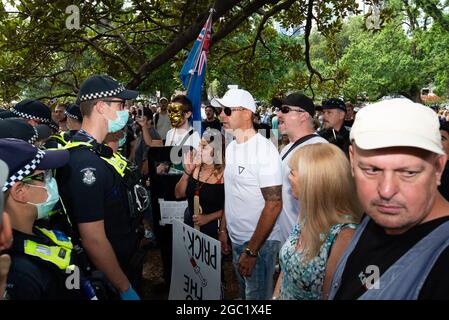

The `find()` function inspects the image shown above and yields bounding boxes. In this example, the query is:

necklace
[195,164,215,196]
[192,164,216,230]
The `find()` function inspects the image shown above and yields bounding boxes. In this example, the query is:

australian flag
[180,11,213,131]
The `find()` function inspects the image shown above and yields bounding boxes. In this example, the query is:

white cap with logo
[216,89,256,113]
[350,98,444,155]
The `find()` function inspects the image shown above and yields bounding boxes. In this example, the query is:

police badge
[81,168,96,185]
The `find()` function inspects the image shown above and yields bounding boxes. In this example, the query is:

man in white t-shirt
[217,89,283,300]
[273,92,328,245]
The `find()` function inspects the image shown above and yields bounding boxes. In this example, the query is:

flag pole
[186,8,214,93]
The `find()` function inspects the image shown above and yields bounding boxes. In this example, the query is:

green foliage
[0,0,448,106]
[339,16,422,100]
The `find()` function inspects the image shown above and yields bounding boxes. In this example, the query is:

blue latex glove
[120,285,141,300]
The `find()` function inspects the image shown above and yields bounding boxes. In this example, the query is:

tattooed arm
[238,185,282,277]
[247,185,283,254]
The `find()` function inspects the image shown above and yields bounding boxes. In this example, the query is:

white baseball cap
[216,89,256,113]
[210,97,222,108]
[350,98,444,155]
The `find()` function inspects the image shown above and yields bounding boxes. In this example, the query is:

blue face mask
[108,110,129,133]
[119,132,127,147]
[27,177,60,220]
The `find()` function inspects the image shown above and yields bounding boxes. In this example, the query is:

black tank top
[185,175,225,239]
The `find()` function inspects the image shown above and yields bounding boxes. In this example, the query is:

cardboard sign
[159,199,187,226]
[169,220,221,300]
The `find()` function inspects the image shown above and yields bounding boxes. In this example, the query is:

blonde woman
[273,143,362,300]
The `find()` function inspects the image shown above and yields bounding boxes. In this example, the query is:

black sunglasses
[280,105,306,114]
[22,170,52,183]
[223,107,246,116]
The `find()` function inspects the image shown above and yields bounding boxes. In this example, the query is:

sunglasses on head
[22,170,52,184]
[280,105,306,114]
[223,107,246,116]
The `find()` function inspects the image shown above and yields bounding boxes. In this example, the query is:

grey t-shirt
[155,113,171,140]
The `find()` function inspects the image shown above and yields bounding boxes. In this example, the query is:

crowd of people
[0,73,449,301]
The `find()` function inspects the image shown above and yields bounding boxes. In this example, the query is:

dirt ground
[141,246,240,300]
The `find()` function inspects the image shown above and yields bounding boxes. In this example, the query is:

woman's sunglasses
[223,107,246,116]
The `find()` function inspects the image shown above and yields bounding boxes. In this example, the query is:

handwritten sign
[169,220,221,300]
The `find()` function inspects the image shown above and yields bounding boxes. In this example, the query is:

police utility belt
[64,141,150,217]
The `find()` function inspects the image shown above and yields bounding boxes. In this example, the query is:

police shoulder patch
[80,167,96,185]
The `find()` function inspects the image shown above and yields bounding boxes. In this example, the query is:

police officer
[0,159,11,300]
[57,75,141,300]
[319,98,351,156]
[0,99,58,131]
[0,138,84,300]
[0,119,41,145]
[46,103,83,148]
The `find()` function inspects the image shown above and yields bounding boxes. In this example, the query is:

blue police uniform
[5,228,84,300]
[56,131,141,289]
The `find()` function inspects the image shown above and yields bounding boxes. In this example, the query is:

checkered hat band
[11,108,50,124]
[64,110,80,121]
[49,122,59,130]
[28,126,39,145]
[2,149,45,191]
[79,85,126,102]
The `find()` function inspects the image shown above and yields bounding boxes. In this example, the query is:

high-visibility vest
[64,141,128,177]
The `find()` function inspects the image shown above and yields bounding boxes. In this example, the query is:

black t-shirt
[5,230,83,300]
[185,175,224,239]
[344,119,354,128]
[254,122,271,139]
[202,119,222,132]
[334,216,449,300]
[319,126,350,156]
[438,162,449,202]
[56,132,136,266]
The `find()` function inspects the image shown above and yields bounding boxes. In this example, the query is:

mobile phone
[137,105,144,120]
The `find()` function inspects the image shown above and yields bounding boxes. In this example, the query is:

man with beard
[319,98,350,156]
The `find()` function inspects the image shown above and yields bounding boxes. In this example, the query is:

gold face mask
[168,103,185,127]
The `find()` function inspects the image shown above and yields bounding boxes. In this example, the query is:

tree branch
[126,0,245,89]
[210,0,279,47]
[36,92,77,101]
[81,37,137,77]
[97,19,147,65]
[415,0,449,32]
[304,0,340,99]
[248,0,297,61]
